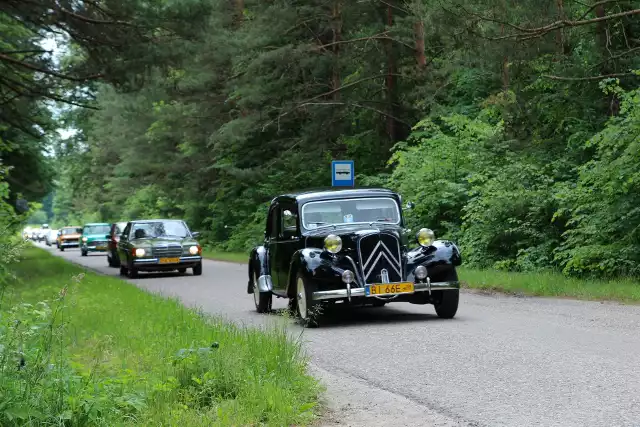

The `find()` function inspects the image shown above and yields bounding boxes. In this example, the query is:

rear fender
[248,246,270,294]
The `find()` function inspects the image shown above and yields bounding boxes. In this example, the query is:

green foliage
[0,247,320,426]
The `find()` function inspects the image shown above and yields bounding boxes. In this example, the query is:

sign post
[331,160,355,188]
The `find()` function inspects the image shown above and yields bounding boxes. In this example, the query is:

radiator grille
[152,244,183,258]
[358,232,403,284]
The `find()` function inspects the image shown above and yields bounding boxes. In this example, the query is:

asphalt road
[39,242,640,427]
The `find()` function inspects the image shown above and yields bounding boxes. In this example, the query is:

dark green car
[80,223,111,256]
[116,219,203,278]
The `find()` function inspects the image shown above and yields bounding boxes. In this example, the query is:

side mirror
[192,231,200,238]
[404,201,415,210]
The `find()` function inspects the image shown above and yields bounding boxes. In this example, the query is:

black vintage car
[116,219,203,278]
[247,188,462,327]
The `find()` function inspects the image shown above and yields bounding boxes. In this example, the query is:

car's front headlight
[82,237,88,242]
[189,245,199,255]
[416,228,435,247]
[135,248,146,257]
[324,234,342,254]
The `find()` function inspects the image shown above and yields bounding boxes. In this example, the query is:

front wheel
[59,247,65,252]
[119,265,128,276]
[192,262,202,276]
[127,266,139,279]
[434,290,459,319]
[295,273,320,328]
[81,249,88,257]
[253,272,272,313]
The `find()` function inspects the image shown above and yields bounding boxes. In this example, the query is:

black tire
[59,247,65,252]
[433,268,460,319]
[127,266,139,279]
[81,249,88,257]
[252,272,272,313]
[295,273,320,328]
[192,262,202,276]
[119,265,128,276]
[107,254,115,267]
[178,268,187,274]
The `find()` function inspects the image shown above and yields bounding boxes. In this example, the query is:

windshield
[83,225,110,235]
[62,228,81,235]
[130,221,190,239]
[301,197,401,230]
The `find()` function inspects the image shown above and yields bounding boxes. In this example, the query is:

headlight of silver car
[189,245,199,255]
[416,228,435,247]
[324,234,342,253]
[135,248,146,257]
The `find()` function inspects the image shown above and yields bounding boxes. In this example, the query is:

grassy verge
[203,250,640,303]
[0,247,320,426]
[202,249,248,264]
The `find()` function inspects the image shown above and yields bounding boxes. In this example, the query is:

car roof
[275,187,399,204]
[83,223,110,226]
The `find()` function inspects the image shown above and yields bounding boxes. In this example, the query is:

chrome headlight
[342,270,355,284]
[82,237,88,242]
[414,265,428,280]
[416,228,435,247]
[324,234,342,254]
[189,245,199,255]
[135,248,146,257]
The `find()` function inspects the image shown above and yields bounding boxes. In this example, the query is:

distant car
[58,226,82,251]
[37,229,47,242]
[107,221,128,267]
[45,229,59,246]
[247,188,462,327]
[80,223,111,256]
[116,219,202,278]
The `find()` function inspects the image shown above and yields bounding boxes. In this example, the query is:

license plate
[159,257,180,264]
[365,282,415,296]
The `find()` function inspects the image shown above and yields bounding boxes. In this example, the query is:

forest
[2,0,640,278]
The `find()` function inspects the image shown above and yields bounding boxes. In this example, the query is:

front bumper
[133,255,202,269]
[60,240,79,247]
[82,243,108,252]
[312,278,460,301]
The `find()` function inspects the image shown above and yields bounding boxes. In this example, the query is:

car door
[275,203,301,295]
[265,205,282,294]
[117,223,132,264]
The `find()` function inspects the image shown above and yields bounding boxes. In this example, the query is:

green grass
[458,267,640,303]
[0,247,320,426]
[202,250,640,303]
[202,249,248,264]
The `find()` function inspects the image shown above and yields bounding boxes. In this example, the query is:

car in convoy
[80,223,111,256]
[57,226,82,251]
[45,229,59,246]
[106,221,128,267]
[116,219,203,278]
[247,188,462,327]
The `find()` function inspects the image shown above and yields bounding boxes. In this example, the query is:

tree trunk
[332,0,342,100]
[385,1,398,142]
[595,3,619,115]
[501,24,509,91]
[414,20,426,68]
[555,0,568,54]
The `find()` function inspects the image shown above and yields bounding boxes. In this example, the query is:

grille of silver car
[91,240,107,246]
[358,232,403,285]
[152,244,183,258]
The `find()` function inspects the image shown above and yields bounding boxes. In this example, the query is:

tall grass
[0,247,320,425]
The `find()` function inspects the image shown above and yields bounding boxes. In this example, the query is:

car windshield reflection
[301,197,401,230]
[131,221,190,239]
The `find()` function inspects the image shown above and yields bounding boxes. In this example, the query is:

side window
[268,207,279,239]
[280,206,298,239]
[122,223,131,240]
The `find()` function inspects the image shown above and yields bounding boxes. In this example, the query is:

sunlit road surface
[40,243,640,427]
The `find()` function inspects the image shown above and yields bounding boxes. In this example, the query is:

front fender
[248,245,270,294]
[286,248,349,298]
[404,240,462,281]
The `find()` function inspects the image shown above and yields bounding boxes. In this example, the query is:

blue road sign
[332,160,355,187]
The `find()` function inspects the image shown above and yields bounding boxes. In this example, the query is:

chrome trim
[257,274,273,293]
[133,255,203,265]
[312,280,460,301]
[344,255,364,287]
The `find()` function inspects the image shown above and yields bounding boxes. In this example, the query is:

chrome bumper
[312,279,460,301]
[133,255,202,265]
